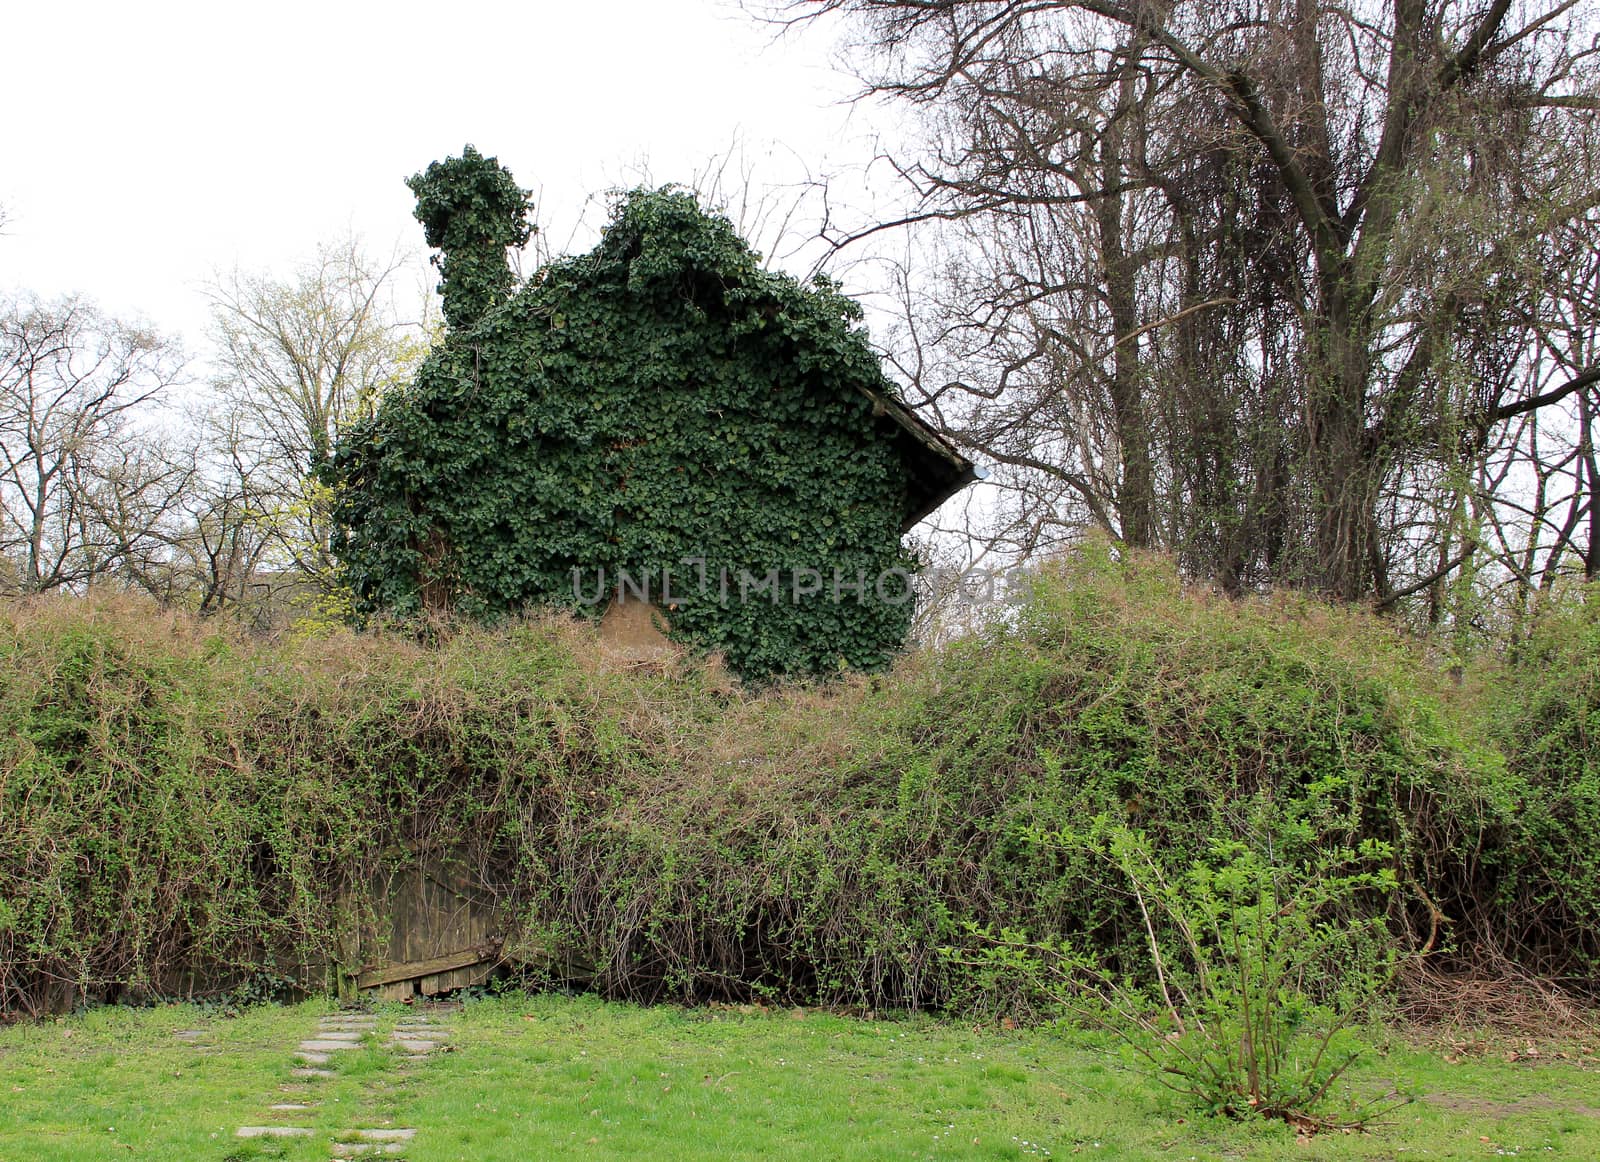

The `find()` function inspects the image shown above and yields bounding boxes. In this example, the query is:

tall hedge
[6,551,1591,1016]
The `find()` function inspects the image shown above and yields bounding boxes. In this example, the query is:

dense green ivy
[327,161,920,678]
[406,145,534,329]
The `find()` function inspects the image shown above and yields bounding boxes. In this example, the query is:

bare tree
[203,235,423,590]
[778,0,1600,604]
[0,294,188,593]
[158,405,280,619]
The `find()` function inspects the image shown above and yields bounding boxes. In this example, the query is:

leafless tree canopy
[780,0,1600,613]
[0,295,190,594]
[8,34,1599,634]
[0,238,421,619]
[201,236,420,599]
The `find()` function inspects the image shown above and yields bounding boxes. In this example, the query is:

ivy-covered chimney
[406,145,533,330]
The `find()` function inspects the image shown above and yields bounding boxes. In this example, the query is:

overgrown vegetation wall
[1,548,1594,1015]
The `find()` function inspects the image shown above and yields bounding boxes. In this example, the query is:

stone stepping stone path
[330,1122,426,1156]
[295,1012,377,1065]
[232,1008,453,1158]
[390,1017,451,1060]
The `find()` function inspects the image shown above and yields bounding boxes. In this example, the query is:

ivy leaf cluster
[406,144,535,329]
[327,168,921,679]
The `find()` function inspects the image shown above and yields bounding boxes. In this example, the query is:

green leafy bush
[406,144,533,329]
[954,825,1404,1125]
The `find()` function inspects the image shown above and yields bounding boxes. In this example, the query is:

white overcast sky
[0,0,891,350]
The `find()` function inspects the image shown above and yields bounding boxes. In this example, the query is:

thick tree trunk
[1306,279,1381,600]
[1100,43,1154,549]
[1581,392,1598,582]
[1101,216,1153,549]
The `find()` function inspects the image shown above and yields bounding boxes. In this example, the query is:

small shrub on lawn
[953,822,1406,1126]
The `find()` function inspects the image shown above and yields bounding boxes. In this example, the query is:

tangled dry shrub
[1479,589,1600,984]
[0,550,1591,1016]
[1397,960,1598,1037]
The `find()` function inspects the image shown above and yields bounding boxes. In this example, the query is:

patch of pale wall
[598,594,677,661]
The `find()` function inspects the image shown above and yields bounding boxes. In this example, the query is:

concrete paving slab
[236,1126,312,1138]
[391,1038,440,1052]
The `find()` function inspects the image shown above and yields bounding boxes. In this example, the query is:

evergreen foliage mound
[328,167,919,678]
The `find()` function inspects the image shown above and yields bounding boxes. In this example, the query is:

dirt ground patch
[1423,1093,1600,1118]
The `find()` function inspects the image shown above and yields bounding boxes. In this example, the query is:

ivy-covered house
[326,146,973,678]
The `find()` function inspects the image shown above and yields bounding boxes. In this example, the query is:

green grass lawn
[1,994,1596,1161]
